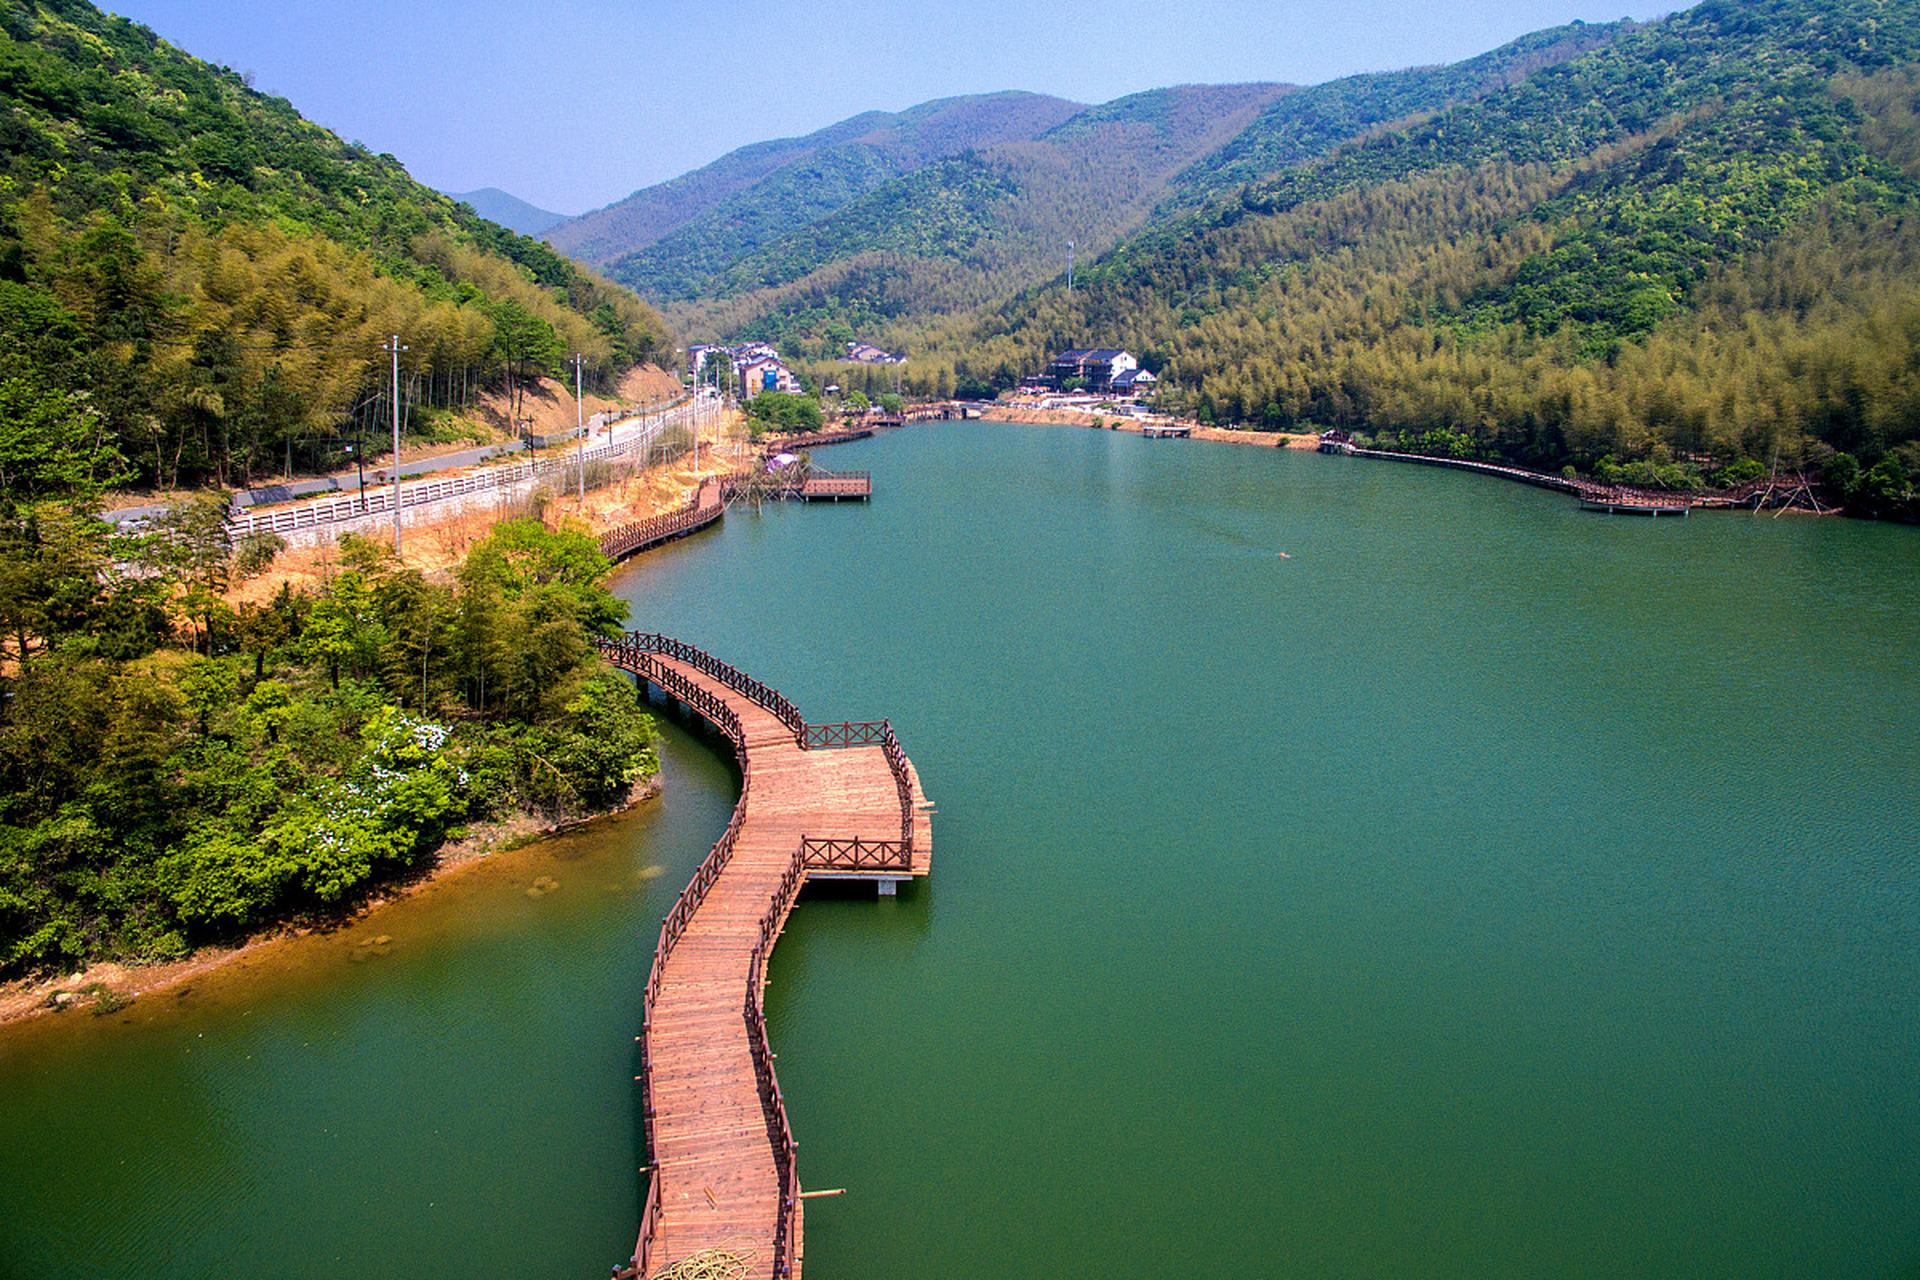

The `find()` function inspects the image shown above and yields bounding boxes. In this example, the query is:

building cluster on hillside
[844,341,904,364]
[1021,348,1158,400]
[689,341,798,399]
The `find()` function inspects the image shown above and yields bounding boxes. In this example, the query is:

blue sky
[108,0,1684,216]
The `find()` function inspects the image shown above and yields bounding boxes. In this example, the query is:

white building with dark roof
[1047,348,1141,391]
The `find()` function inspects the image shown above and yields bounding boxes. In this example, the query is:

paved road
[103,398,691,527]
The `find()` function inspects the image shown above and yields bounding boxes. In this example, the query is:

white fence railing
[229,396,700,539]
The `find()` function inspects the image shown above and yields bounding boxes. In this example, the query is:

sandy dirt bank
[984,404,1319,449]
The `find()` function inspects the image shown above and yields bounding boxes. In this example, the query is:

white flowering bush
[259,708,471,904]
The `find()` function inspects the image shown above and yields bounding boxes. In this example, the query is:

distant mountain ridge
[446,187,568,236]
[676,81,1292,343]
[545,91,1087,275]
[559,20,1631,349]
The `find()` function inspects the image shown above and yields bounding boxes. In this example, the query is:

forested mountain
[0,0,669,494]
[445,187,569,237]
[1164,19,1632,209]
[592,23,1626,353]
[673,82,1291,352]
[545,91,1087,286]
[906,0,1918,514]
[0,0,671,976]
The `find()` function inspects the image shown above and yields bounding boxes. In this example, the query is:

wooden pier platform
[797,470,871,501]
[595,634,932,1280]
[724,470,872,504]
[1577,495,1690,516]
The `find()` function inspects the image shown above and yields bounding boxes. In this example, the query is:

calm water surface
[2,422,1916,1278]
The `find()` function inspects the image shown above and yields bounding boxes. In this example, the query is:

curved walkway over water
[1324,442,1825,514]
[596,634,932,1280]
[600,467,873,563]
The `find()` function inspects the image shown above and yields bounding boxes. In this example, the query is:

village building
[739,356,799,398]
[845,341,904,364]
[690,342,802,398]
[1047,348,1142,392]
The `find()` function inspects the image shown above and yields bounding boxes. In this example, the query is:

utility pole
[382,334,407,554]
[573,352,585,507]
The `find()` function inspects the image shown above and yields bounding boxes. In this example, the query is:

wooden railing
[804,720,891,748]
[721,468,871,503]
[593,630,927,1277]
[801,469,871,491]
[616,646,752,1280]
[804,720,915,851]
[620,1173,661,1280]
[598,632,806,737]
[602,481,724,562]
[800,834,912,872]
[880,723,917,851]
[746,844,809,1280]
[599,634,918,851]
[760,426,873,451]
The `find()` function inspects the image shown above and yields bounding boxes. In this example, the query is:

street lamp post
[573,353,585,507]
[382,334,407,554]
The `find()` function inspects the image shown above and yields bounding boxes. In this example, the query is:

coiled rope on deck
[651,1245,759,1280]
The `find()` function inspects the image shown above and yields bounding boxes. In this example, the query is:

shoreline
[982,405,1838,512]
[6,405,1827,1030]
[0,777,662,1029]
[981,403,1322,449]
[6,406,744,1034]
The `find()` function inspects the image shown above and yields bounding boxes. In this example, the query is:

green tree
[457,519,627,637]
[0,371,127,501]
[745,390,825,434]
[488,300,563,425]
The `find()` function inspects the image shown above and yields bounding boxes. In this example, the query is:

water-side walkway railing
[1321,438,1826,514]
[599,467,873,563]
[595,633,932,1280]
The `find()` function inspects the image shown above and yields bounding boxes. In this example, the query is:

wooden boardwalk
[1323,441,1825,515]
[602,479,727,561]
[596,634,932,1280]
[722,469,872,505]
[599,467,873,566]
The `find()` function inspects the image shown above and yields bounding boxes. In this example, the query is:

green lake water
[3,421,1917,1278]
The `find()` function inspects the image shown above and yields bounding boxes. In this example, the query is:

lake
[2,421,1915,1279]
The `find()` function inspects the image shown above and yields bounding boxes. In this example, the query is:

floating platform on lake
[1578,495,1691,516]
[1142,423,1193,438]
[599,469,873,564]
[594,634,932,1280]
[796,470,871,501]
[724,468,872,504]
